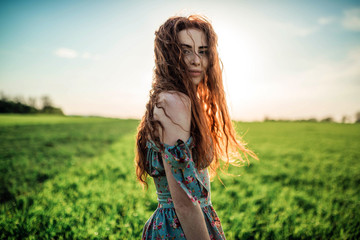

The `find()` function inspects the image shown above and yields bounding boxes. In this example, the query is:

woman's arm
[154,91,210,240]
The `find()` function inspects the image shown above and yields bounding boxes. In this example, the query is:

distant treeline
[0,92,64,115]
[264,114,360,123]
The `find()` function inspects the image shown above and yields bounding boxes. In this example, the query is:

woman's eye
[199,50,208,55]
[183,49,191,54]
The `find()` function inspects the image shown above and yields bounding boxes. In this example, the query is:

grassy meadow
[0,114,359,239]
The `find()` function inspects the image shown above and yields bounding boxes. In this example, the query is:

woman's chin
[191,77,202,86]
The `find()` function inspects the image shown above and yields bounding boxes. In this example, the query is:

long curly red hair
[135,14,258,188]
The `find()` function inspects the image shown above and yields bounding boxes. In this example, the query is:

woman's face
[178,28,209,86]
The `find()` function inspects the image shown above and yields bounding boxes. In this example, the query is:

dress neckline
[147,136,193,149]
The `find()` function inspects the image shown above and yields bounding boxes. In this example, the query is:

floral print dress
[142,136,226,239]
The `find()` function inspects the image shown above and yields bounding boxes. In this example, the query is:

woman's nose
[191,53,201,65]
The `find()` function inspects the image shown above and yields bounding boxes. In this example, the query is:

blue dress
[142,136,226,239]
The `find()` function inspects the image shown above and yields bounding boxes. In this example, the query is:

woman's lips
[188,70,202,77]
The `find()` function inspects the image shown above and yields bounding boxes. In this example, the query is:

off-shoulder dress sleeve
[161,137,209,205]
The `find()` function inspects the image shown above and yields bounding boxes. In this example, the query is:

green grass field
[1,114,359,239]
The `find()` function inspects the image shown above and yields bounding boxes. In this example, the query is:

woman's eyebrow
[181,44,192,48]
[181,44,208,49]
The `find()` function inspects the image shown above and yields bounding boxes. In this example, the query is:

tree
[0,92,64,115]
[0,99,37,113]
[13,95,25,104]
[41,95,53,109]
[342,115,348,124]
[264,115,273,122]
[307,118,318,122]
[0,91,8,101]
[321,116,333,122]
[27,97,37,109]
[356,111,360,123]
[41,106,64,115]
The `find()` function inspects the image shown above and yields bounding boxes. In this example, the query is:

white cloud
[54,48,78,58]
[292,26,317,37]
[318,17,335,25]
[270,20,318,37]
[54,48,99,60]
[342,8,360,31]
[81,52,91,59]
[347,46,360,60]
[81,52,100,60]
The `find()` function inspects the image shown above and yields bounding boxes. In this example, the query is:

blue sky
[1,0,359,121]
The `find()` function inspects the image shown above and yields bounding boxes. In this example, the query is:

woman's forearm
[174,203,210,240]
[161,144,210,239]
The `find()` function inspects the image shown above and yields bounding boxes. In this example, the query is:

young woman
[135,15,258,239]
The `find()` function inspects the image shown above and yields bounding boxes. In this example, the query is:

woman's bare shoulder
[154,91,191,144]
[153,90,191,129]
[157,90,191,109]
